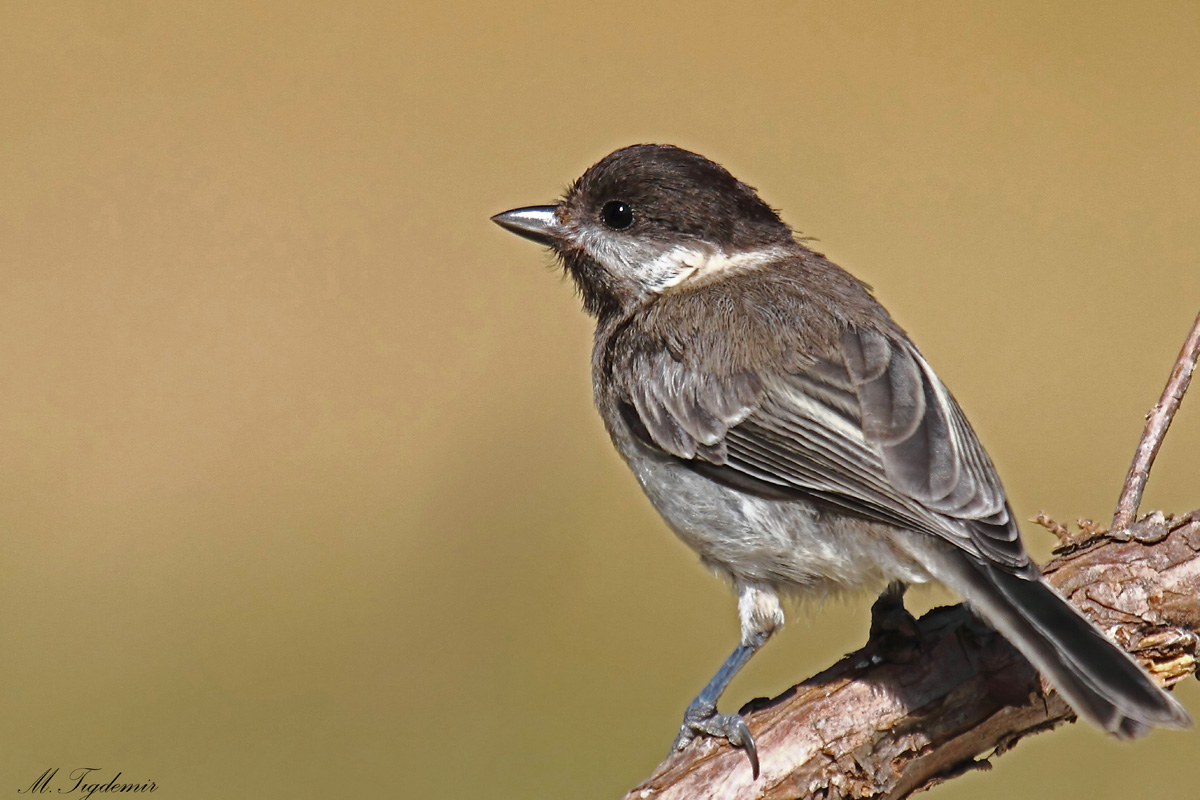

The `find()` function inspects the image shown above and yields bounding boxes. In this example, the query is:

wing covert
[612,327,1031,573]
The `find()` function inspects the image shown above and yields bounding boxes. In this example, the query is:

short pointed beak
[491,205,563,246]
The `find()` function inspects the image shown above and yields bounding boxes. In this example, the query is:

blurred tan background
[2,2,1197,798]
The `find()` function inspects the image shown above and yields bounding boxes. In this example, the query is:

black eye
[600,200,635,231]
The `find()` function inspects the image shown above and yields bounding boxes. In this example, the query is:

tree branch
[624,311,1200,800]
[624,513,1200,800]
[1113,308,1200,529]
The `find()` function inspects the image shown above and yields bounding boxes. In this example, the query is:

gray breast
[609,421,933,593]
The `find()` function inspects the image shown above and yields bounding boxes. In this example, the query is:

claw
[673,705,760,779]
[728,715,759,778]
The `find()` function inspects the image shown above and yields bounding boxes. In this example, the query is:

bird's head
[492,144,795,317]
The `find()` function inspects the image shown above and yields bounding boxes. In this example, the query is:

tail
[931,549,1192,737]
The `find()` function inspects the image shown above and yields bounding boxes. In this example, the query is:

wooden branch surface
[623,511,1200,800]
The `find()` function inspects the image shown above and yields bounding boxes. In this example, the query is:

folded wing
[614,327,1033,576]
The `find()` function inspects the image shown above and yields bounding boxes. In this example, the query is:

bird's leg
[867,580,922,661]
[672,633,769,776]
[672,583,782,779]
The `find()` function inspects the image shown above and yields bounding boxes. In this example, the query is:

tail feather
[931,548,1191,737]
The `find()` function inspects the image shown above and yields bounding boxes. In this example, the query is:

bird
[491,143,1191,778]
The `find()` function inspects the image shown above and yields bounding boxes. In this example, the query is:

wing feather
[613,326,1032,574]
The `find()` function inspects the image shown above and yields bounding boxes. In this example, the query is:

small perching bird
[492,144,1191,778]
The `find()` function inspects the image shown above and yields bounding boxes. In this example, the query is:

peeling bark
[624,511,1200,800]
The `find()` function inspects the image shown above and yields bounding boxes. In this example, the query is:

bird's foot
[867,580,923,663]
[672,700,759,778]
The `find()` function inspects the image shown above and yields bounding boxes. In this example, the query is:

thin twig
[1113,308,1200,529]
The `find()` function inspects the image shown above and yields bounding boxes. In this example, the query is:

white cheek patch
[575,227,645,278]
[573,223,789,297]
[643,245,789,292]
